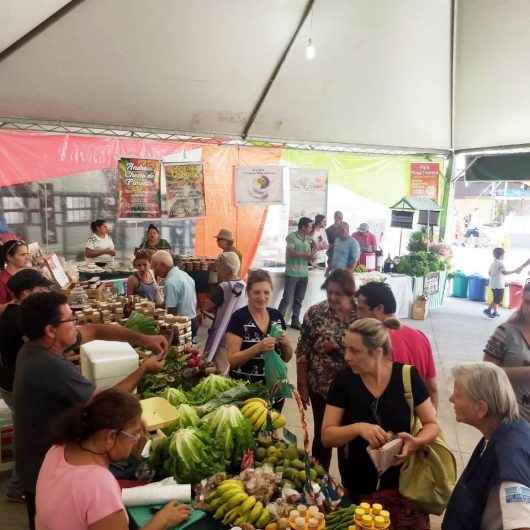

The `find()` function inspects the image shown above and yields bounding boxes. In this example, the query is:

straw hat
[214,229,235,242]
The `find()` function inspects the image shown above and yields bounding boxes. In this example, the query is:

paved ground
[1,296,503,529]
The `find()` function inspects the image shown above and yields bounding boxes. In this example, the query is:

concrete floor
[0,296,501,529]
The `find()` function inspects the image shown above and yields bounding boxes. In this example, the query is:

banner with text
[410,162,439,200]
[165,162,206,219]
[288,168,328,231]
[235,165,284,205]
[118,158,161,219]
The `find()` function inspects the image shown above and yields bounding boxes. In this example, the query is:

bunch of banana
[206,478,272,528]
[240,398,286,431]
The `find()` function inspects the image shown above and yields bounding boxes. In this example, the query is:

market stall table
[265,268,413,320]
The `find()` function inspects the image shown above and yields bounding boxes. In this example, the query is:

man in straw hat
[214,229,243,265]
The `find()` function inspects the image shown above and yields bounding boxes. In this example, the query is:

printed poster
[165,163,206,218]
[117,158,161,219]
[410,162,439,200]
[288,168,328,231]
[235,166,284,205]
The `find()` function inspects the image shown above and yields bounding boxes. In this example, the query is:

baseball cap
[7,268,53,296]
[358,223,370,232]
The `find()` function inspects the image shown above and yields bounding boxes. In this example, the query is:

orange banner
[195,145,282,275]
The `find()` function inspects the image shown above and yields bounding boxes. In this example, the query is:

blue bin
[468,274,488,302]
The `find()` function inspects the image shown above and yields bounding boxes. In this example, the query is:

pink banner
[0,131,206,186]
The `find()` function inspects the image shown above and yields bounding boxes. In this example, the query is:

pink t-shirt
[389,325,436,381]
[36,445,126,530]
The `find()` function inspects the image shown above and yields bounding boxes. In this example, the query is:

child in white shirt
[485,247,527,318]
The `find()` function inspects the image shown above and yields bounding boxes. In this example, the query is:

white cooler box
[81,340,139,390]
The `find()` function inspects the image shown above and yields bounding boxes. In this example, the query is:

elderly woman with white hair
[151,250,198,336]
[443,362,530,530]
[203,252,247,372]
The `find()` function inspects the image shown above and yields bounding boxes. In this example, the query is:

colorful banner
[410,162,439,200]
[235,165,284,205]
[288,168,328,231]
[165,163,206,218]
[117,158,161,219]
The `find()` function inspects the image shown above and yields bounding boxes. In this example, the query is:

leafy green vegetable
[164,404,200,435]
[126,311,158,335]
[164,426,224,484]
[395,250,447,277]
[202,405,254,466]
[195,382,267,416]
[162,387,189,407]
[186,374,243,405]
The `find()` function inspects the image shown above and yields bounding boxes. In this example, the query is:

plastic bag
[263,324,291,399]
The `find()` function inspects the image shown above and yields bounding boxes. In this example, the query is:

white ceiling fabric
[2,0,527,152]
[454,0,530,150]
[0,0,70,52]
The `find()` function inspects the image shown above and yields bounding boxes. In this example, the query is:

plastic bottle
[289,510,300,524]
[308,518,319,530]
[374,515,387,529]
[354,508,366,525]
[297,505,308,518]
[295,517,306,530]
[359,514,373,529]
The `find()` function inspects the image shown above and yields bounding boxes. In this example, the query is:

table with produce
[121,314,393,530]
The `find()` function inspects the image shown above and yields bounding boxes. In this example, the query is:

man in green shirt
[278,217,315,329]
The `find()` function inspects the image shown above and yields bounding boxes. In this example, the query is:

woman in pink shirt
[36,390,190,530]
[0,239,29,312]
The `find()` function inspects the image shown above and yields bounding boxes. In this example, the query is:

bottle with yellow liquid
[359,514,374,529]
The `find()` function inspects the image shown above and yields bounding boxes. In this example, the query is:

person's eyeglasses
[52,318,76,326]
[119,430,142,443]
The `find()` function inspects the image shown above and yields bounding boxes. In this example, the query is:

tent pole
[241,0,315,139]
[0,0,88,64]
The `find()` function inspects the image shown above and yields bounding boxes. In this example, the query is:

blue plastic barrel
[468,274,488,302]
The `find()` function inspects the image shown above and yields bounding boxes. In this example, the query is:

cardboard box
[412,295,428,320]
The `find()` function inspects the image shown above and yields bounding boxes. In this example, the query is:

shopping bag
[398,365,457,515]
[263,324,291,399]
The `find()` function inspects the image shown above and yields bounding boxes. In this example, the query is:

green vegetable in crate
[150,426,223,484]
[125,310,158,335]
[164,404,200,434]
[202,405,254,466]
[187,374,243,405]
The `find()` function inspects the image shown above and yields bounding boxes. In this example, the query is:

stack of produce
[206,478,273,529]
[149,426,224,484]
[202,405,255,467]
[241,398,287,431]
[350,503,390,529]
[253,435,326,491]
[325,506,357,530]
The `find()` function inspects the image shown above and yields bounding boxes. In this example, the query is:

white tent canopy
[0,0,529,152]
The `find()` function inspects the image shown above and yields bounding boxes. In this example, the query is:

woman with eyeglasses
[35,389,190,530]
[0,239,29,310]
[321,318,439,530]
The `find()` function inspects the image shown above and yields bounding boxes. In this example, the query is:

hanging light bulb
[305,37,316,60]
